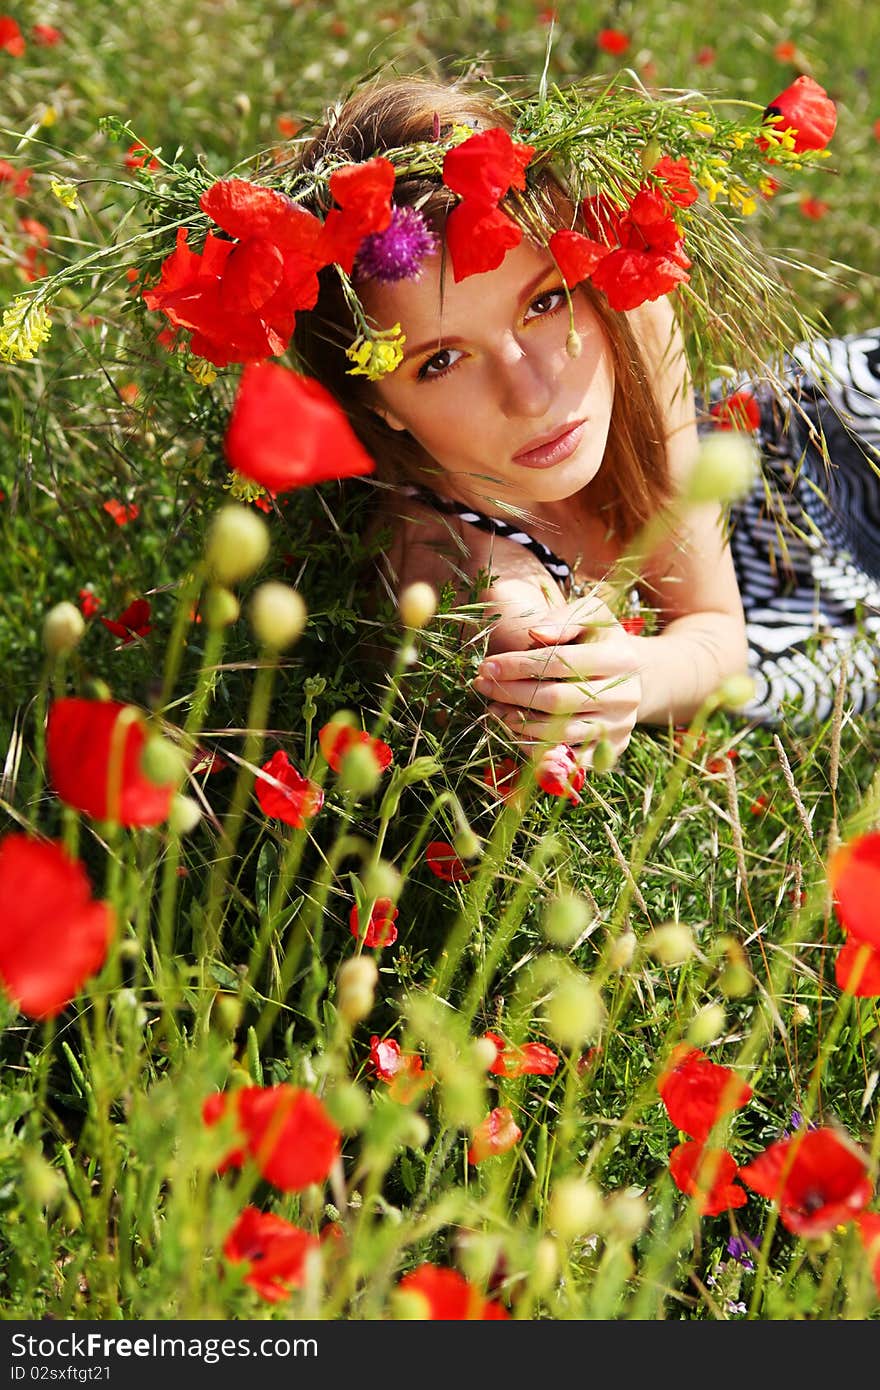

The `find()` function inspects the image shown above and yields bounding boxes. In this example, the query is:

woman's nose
[494,334,555,418]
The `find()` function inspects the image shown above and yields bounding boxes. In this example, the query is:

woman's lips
[512,420,587,469]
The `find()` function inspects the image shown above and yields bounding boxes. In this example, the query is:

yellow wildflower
[50,178,78,209]
[224,472,272,507]
[187,358,217,386]
[0,296,52,363]
[690,120,716,137]
[40,105,57,128]
[728,131,747,150]
[345,323,406,381]
[699,170,726,204]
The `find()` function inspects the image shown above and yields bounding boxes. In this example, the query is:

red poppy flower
[143,180,327,366]
[124,142,160,172]
[396,1265,508,1319]
[222,1206,318,1303]
[78,587,101,619]
[203,1084,342,1192]
[548,229,609,288]
[0,161,31,197]
[710,391,761,433]
[481,756,520,800]
[658,1045,752,1142]
[442,128,535,284]
[695,46,716,66]
[349,897,398,948]
[750,794,771,816]
[799,195,830,220]
[47,698,175,826]
[652,155,699,208]
[368,1036,432,1102]
[425,840,472,883]
[835,940,880,997]
[468,1105,522,1164]
[442,127,534,205]
[857,1212,880,1297]
[318,721,392,775]
[444,198,523,283]
[597,28,630,54]
[761,75,837,154]
[31,23,63,45]
[0,16,24,54]
[102,498,140,526]
[224,361,374,492]
[483,1031,560,1078]
[255,749,324,828]
[535,743,585,805]
[773,40,797,62]
[620,614,645,635]
[100,598,151,643]
[0,834,113,1018]
[589,186,691,312]
[706,746,738,774]
[827,832,880,949]
[318,156,395,276]
[19,216,49,247]
[190,748,228,777]
[668,1141,748,1216]
[738,1127,873,1237]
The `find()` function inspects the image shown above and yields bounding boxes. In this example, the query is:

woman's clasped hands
[472,596,644,769]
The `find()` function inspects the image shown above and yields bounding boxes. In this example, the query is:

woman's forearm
[630,613,751,726]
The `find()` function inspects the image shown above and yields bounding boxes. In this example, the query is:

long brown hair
[291,75,672,544]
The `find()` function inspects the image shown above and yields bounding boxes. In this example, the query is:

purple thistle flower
[353,205,439,285]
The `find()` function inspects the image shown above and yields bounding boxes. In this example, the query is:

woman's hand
[472,607,644,767]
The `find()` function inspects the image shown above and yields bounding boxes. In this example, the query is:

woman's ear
[370,403,408,433]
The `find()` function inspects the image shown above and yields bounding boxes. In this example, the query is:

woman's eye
[525,287,566,320]
[416,347,462,381]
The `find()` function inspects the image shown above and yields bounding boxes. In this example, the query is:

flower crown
[2,71,837,401]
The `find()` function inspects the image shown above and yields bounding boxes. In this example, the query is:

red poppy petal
[224,362,374,492]
[548,229,610,288]
[444,200,523,283]
[835,940,880,997]
[46,699,175,827]
[0,835,114,1018]
[220,238,285,312]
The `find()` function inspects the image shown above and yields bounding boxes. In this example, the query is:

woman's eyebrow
[400,266,557,362]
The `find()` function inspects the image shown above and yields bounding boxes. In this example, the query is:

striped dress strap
[400,482,572,583]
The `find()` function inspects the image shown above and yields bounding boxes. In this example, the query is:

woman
[292,75,880,766]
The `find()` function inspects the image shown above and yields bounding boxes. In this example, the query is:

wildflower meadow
[2,0,880,1340]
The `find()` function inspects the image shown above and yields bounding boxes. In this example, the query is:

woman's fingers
[477,634,641,686]
[475,674,600,714]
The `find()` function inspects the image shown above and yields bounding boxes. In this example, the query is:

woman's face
[360,236,616,510]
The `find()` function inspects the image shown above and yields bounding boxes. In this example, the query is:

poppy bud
[565,328,582,358]
[716,673,757,711]
[545,973,606,1048]
[542,891,592,946]
[203,585,240,629]
[336,956,378,1024]
[401,1113,431,1149]
[140,736,187,788]
[206,504,269,585]
[168,794,202,836]
[233,93,251,117]
[471,1036,500,1072]
[719,961,752,998]
[249,581,307,651]
[398,581,438,629]
[453,827,480,860]
[645,921,694,965]
[361,859,401,904]
[532,1236,560,1293]
[43,601,85,656]
[337,741,384,797]
[639,137,663,171]
[684,433,758,504]
[592,737,616,773]
[212,993,242,1036]
[22,1149,66,1210]
[549,1177,606,1240]
[606,930,637,971]
[325,1082,370,1133]
[604,1189,649,1242]
[687,1002,726,1046]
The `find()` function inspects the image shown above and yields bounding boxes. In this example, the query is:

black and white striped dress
[405,328,880,728]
